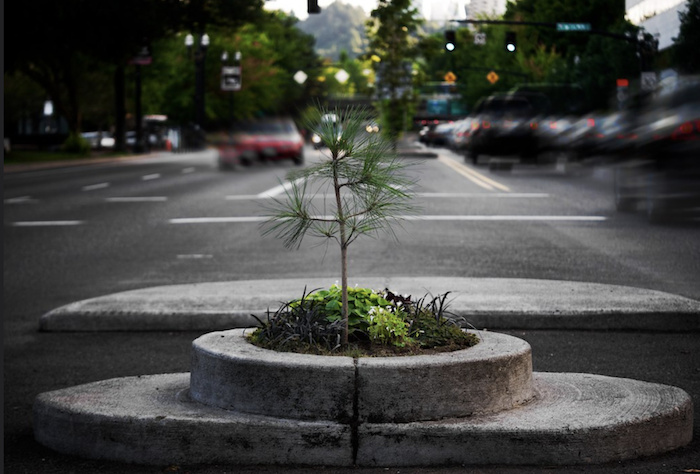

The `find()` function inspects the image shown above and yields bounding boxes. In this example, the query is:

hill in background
[297,1,368,61]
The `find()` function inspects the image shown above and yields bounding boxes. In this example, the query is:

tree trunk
[114,63,127,152]
[333,157,349,346]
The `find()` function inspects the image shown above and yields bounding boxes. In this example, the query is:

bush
[248,286,479,356]
[61,133,90,155]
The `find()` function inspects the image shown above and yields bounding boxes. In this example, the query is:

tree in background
[672,0,700,74]
[366,0,423,140]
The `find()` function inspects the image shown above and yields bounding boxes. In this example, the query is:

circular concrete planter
[33,328,694,467]
[190,329,534,423]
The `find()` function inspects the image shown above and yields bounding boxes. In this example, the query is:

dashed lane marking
[11,220,84,227]
[105,197,168,202]
[82,182,110,191]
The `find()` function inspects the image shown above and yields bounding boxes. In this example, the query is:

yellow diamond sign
[444,71,457,83]
[487,71,499,84]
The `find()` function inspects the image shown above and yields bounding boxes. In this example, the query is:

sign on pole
[556,23,591,32]
[221,66,241,91]
[474,32,486,45]
[487,71,499,84]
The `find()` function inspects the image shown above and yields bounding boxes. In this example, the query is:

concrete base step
[34,372,693,466]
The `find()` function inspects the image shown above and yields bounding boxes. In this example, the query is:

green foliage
[61,133,91,155]
[293,284,393,336]
[673,0,700,73]
[366,306,411,348]
[366,0,423,138]
[249,287,480,355]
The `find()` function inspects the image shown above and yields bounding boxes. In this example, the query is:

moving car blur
[610,76,700,222]
[216,117,304,169]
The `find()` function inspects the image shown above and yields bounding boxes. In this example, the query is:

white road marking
[11,220,84,227]
[142,173,161,181]
[416,193,549,198]
[82,182,110,191]
[225,195,260,200]
[4,196,36,204]
[182,167,196,174]
[257,178,305,198]
[170,217,268,224]
[402,215,607,221]
[169,215,606,224]
[105,197,168,202]
[177,254,214,259]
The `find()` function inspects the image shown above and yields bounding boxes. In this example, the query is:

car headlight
[311,134,321,144]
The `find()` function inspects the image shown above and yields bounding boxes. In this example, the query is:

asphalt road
[4,144,700,473]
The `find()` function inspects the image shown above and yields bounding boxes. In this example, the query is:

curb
[39,277,700,332]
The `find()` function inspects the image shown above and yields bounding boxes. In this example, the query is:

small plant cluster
[248,285,479,356]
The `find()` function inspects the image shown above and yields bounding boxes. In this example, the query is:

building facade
[625,0,687,50]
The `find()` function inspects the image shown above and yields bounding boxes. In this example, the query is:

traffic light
[445,30,456,52]
[505,31,516,52]
[308,0,321,14]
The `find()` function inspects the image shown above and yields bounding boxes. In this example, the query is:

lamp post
[220,50,241,137]
[185,33,210,138]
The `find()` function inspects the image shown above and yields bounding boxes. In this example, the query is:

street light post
[185,33,209,144]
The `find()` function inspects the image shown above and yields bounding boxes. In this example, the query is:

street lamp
[185,33,210,139]
[221,50,241,136]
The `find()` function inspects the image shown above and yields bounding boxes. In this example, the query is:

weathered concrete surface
[190,330,533,423]
[33,371,693,467]
[356,330,534,422]
[33,373,353,466]
[39,277,700,332]
[357,372,694,466]
[190,329,355,421]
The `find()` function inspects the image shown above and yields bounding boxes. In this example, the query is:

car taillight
[529,122,538,130]
[670,120,699,140]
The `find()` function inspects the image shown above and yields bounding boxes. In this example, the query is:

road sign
[221,66,241,91]
[474,32,486,45]
[556,23,591,31]
[641,72,657,91]
[487,71,499,84]
[444,71,457,83]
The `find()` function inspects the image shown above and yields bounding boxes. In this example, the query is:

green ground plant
[248,286,479,356]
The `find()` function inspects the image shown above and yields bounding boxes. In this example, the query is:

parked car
[611,76,700,222]
[81,131,114,149]
[217,117,304,169]
[465,92,549,164]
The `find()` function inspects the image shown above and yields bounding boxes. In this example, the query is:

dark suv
[465,92,549,164]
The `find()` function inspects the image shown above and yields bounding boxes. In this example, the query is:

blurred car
[81,131,114,149]
[465,92,549,164]
[611,76,700,222]
[311,113,343,149]
[218,117,304,169]
[449,118,476,153]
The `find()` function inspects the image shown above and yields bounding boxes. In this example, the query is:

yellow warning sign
[487,71,499,84]
[444,71,457,83]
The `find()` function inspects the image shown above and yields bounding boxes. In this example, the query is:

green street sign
[556,23,591,32]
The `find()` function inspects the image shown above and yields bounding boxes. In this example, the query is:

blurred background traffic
[5,0,700,222]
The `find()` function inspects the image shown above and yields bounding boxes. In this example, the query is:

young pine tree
[262,106,417,346]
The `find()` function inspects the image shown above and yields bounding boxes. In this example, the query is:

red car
[218,118,304,169]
